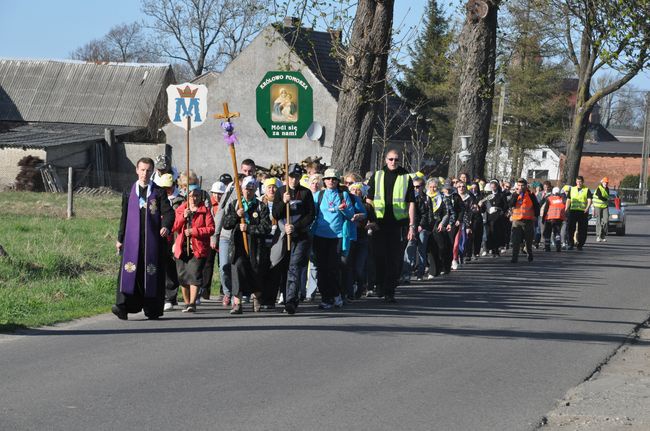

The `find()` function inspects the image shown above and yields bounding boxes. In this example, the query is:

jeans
[284,236,311,306]
[543,220,563,250]
[416,230,431,277]
[218,236,232,296]
[401,238,418,278]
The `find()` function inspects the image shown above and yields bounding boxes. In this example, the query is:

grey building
[164,21,412,187]
[0,59,174,190]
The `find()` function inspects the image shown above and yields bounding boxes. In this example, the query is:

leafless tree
[70,39,111,62]
[141,0,269,77]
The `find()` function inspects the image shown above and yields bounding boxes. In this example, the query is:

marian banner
[166,83,208,129]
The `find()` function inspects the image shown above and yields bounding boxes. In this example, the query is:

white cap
[241,176,258,190]
[210,181,226,194]
[552,186,560,195]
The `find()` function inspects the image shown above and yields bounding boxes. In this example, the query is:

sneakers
[318,302,333,310]
[334,295,344,308]
[426,274,436,280]
[182,304,196,313]
[451,260,459,270]
[195,297,201,306]
[602,238,607,242]
[596,236,602,242]
[416,276,424,281]
[277,293,284,305]
[163,302,174,311]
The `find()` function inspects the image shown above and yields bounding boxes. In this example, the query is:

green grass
[0,191,221,331]
[0,192,122,331]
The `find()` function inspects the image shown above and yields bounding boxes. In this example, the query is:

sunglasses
[345,181,355,185]
[414,185,422,188]
[387,158,399,162]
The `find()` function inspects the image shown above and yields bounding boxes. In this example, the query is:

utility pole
[492,83,506,179]
[639,92,650,205]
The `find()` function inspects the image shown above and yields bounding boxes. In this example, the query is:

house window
[542,151,547,159]
[528,170,549,180]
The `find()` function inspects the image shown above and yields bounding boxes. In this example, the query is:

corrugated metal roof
[0,122,139,149]
[0,59,173,127]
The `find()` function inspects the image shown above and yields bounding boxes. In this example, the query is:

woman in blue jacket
[311,168,355,310]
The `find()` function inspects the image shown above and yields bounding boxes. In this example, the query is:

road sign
[166,83,208,129]
[255,71,313,139]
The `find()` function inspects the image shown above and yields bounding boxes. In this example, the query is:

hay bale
[15,156,45,191]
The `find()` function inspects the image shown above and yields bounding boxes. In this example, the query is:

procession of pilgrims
[112,149,606,319]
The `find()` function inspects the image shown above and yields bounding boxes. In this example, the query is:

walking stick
[285,138,291,251]
[185,115,191,256]
[215,103,249,255]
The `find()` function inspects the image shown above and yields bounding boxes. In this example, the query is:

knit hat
[154,173,174,188]
[155,154,170,171]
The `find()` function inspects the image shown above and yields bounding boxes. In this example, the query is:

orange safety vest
[511,192,535,221]
[545,195,565,221]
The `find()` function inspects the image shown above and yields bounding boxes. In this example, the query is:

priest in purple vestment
[112,157,174,320]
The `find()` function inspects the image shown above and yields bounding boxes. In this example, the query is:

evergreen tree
[397,0,455,163]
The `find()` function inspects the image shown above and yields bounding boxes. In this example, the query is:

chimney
[283,16,301,27]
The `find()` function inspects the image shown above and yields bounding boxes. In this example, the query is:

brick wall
[580,155,650,188]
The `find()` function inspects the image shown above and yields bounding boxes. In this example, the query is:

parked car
[588,190,626,235]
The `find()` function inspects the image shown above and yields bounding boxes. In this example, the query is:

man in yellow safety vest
[565,175,593,250]
[366,149,416,303]
[592,177,610,242]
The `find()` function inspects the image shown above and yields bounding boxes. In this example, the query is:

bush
[620,174,650,189]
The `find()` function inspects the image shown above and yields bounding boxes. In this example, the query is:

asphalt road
[2,207,650,431]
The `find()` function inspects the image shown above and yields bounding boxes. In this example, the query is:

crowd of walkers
[112,150,612,320]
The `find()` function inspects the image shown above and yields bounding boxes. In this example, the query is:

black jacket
[271,184,315,238]
[223,198,272,269]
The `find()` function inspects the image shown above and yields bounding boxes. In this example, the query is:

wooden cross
[213,101,249,255]
[214,102,240,121]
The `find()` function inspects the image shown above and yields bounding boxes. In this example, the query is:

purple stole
[119,182,161,298]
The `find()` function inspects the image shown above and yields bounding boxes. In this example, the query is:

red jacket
[172,202,215,259]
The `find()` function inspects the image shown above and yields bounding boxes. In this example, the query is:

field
[0,192,123,331]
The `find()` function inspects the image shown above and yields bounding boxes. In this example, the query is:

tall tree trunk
[448,0,499,179]
[563,110,591,184]
[331,0,394,174]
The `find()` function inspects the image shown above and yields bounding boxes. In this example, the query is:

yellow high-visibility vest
[373,170,409,220]
[569,187,589,211]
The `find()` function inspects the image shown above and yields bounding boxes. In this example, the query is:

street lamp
[456,135,472,177]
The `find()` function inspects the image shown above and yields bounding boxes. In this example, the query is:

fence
[616,187,650,204]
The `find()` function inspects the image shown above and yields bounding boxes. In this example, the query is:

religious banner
[166,83,208,129]
[255,71,313,139]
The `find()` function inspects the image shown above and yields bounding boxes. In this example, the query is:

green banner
[256,71,313,139]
